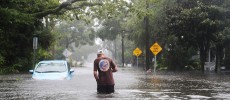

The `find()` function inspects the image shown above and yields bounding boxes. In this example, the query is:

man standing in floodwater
[93,50,118,94]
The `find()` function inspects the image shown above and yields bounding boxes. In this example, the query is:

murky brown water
[0,65,230,99]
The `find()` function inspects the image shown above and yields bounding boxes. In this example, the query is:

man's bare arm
[93,71,99,81]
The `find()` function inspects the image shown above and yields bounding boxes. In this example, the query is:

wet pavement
[0,64,230,99]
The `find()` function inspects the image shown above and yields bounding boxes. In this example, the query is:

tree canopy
[0,0,114,73]
[1,0,230,74]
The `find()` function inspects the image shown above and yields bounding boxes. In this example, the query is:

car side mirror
[29,70,34,74]
[70,69,74,74]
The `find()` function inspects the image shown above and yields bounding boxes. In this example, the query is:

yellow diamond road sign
[133,48,142,57]
[150,42,162,56]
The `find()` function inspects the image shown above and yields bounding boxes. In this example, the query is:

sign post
[150,42,162,74]
[33,37,38,67]
[63,49,72,61]
[133,48,142,68]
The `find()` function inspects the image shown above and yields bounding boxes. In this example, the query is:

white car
[29,60,74,80]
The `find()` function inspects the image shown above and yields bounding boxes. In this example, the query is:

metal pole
[145,0,150,71]
[33,37,38,68]
[33,49,35,68]
[114,40,117,60]
[137,56,139,68]
[122,32,124,67]
[154,55,157,74]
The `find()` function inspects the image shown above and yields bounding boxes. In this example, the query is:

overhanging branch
[33,0,101,18]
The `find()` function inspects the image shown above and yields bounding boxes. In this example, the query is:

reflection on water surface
[0,67,230,99]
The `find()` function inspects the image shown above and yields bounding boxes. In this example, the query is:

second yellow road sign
[133,48,142,57]
[150,42,162,56]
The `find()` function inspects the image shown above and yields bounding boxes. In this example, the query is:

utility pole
[145,0,150,71]
[122,31,125,67]
[114,40,117,60]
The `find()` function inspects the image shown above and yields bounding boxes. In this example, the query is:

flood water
[0,64,230,99]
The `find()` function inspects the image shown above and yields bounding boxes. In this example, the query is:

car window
[35,62,67,73]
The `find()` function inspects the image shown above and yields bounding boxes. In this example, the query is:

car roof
[38,60,67,63]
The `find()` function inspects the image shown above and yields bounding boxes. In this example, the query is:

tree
[92,0,131,65]
[52,19,95,59]
[165,0,229,72]
[0,0,117,73]
[124,0,164,69]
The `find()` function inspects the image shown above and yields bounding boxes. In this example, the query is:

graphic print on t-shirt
[99,59,110,72]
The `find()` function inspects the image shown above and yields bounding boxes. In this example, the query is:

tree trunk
[200,48,205,73]
[145,0,150,71]
[114,40,117,60]
[215,44,223,74]
[215,50,220,73]
[121,32,124,67]
[199,39,209,73]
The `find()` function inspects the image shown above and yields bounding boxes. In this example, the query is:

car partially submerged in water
[29,60,74,80]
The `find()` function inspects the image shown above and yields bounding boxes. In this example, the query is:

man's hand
[93,71,99,81]
[112,66,118,72]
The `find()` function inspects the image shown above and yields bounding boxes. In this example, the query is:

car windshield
[35,62,67,73]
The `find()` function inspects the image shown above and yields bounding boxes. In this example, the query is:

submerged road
[0,63,230,99]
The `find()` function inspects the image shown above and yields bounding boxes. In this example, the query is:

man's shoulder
[101,57,112,60]
[95,57,113,62]
[94,58,101,62]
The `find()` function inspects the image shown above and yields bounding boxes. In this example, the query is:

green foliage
[0,66,17,75]
[0,0,60,73]
[93,0,130,41]
[119,0,230,72]
[157,34,197,71]
[0,57,31,74]
[224,49,230,69]
[53,20,95,48]
[96,18,122,41]
[1,0,230,73]
[123,38,135,64]
[0,0,106,73]
[0,54,5,67]
[123,0,167,47]
[37,48,52,61]
[162,0,230,72]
